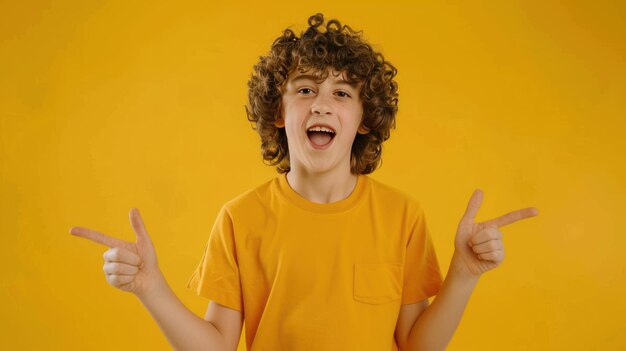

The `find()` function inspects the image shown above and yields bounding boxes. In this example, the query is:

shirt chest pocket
[353,263,403,304]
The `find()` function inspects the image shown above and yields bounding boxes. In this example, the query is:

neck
[286,165,358,204]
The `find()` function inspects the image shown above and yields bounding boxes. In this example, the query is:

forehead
[286,67,361,88]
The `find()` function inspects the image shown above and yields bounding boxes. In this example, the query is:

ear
[274,117,285,128]
[357,124,370,134]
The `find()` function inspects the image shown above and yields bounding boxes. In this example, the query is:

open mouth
[307,126,336,149]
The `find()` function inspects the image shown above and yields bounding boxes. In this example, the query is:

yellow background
[1,1,624,350]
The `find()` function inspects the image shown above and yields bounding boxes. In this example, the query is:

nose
[311,92,333,115]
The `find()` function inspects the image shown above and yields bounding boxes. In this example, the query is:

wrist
[136,270,169,302]
[449,252,481,284]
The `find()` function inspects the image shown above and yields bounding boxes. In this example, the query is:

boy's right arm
[138,277,243,351]
[70,208,243,351]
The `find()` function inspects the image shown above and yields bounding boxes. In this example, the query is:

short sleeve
[401,205,443,305]
[186,206,243,311]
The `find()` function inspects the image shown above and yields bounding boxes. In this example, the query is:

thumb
[461,189,483,224]
[129,208,153,245]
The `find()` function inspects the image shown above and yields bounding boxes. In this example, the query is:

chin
[305,160,346,174]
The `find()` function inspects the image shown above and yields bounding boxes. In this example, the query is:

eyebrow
[290,74,360,88]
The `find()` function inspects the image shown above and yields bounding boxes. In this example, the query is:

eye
[336,91,351,98]
[297,88,314,95]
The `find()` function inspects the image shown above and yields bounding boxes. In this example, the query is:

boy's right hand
[70,208,165,298]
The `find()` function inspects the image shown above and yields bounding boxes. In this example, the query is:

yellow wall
[2,1,624,350]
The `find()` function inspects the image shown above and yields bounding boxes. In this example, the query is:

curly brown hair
[245,13,399,174]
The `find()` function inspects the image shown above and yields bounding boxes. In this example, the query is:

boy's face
[276,67,367,174]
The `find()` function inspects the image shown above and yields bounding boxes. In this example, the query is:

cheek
[285,125,299,140]
[346,108,364,133]
[283,118,303,143]
[283,105,308,130]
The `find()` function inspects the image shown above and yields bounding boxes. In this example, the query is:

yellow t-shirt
[187,173,443,350]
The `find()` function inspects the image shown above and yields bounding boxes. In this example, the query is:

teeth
[307,126,335,134]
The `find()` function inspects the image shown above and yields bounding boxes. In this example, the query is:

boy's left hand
[450,189,538,278]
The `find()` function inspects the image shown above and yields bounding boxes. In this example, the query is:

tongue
[309,131,333,146]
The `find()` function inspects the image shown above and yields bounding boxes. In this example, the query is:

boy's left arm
[395,189,538,351]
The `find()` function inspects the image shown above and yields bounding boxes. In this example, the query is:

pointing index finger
[69,226,128,248]
[483,207,539,228]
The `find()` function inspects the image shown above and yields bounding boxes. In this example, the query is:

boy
[71,13,538,350]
